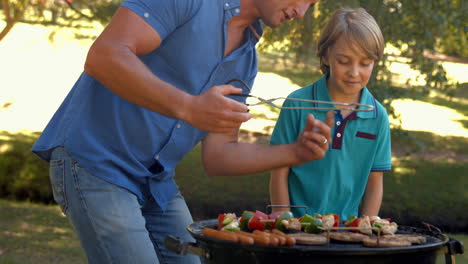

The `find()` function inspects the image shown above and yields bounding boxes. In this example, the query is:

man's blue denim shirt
[32,0,262,211]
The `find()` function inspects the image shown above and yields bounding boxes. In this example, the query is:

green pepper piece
[240,211,254,230]
[223,226,241,232]
[222,215,234,226]
[313,213,322,218]
[300,214,315,224]
[344,215,357,226]
[304,218,323,234]
[274,211,293,232]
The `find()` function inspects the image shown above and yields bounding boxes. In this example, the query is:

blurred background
[0,0,467,263]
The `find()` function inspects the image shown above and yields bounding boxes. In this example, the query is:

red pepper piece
[217,214,226,230]
[247,210,269,231]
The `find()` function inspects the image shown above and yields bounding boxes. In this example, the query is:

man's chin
[262,19,282,28]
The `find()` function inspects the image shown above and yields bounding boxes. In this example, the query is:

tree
[2,0,464,99]
[0,0,121,42]
[258,0,466,106]
[1,0,29,41]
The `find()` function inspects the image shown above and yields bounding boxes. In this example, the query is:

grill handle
[164,235,209,259]
[444,237,464,264]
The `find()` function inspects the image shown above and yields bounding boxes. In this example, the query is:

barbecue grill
[165,219,464,264]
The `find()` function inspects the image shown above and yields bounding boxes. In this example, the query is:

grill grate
[188,219,447,252]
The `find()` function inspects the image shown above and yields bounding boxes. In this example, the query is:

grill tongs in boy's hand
[226,79,375,112]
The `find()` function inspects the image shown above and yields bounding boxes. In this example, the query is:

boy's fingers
[326,111,335,129]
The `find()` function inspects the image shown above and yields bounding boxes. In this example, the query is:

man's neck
[234,0,259,27]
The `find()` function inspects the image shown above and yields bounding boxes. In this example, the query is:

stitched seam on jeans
[50,159,68,213]
[72,162,115,264]
[151,231,167,263]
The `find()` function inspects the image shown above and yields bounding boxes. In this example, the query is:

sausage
[222,230,254,244]
[253,230,279,246]
[236,230,270,245]
[272,229,296,246]
[271,233,287,245]
[202,228,238,243]
[263,230,286,246]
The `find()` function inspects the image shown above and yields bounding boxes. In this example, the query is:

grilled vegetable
[344,215,357,226]
[247,210,269,231]
[240,211,255,230]
[217,213,240,231]
[345,216,372,235]
[300,214,323,234]
[274,211,294,232]
[318,213,339,229]
[370,216,398,235]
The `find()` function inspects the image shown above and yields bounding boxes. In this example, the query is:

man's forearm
[203,142,297,176]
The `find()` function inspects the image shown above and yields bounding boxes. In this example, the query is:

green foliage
[175,143,272,219]
[0,131,52,203]
[259,0,465,108]
[3,0,122,26]
[66,0,122,25]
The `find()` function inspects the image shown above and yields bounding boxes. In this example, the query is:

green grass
[382,157,468,231]
[0,198,465,264]
[0,199,86,264]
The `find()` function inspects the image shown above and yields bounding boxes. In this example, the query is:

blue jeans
[49,147,201,264]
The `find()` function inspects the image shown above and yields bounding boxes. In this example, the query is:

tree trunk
[0,21,15,42]
[0,0,17,41]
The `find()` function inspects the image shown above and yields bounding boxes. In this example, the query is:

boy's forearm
[269,168,291,212]
[361,171,383,216]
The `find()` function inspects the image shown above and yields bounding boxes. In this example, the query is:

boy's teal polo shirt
[270,74,392,220]
[32,0,262,211]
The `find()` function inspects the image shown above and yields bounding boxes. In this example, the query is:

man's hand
[291,112,334,165]
[185,84,251,133]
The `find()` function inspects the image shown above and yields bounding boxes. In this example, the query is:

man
[32,0,327,263]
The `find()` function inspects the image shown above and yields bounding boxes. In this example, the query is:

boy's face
[253,0,319,27]
[323,35,375,100]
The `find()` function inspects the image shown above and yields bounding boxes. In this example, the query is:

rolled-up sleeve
[122,0,201,40]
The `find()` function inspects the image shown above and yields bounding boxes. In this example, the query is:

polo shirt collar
[312,73,378,119]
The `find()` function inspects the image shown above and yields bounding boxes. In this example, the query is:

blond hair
[317,7,384,74]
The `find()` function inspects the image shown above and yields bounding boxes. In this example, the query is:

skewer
[259,219,390,237]
[317,226,380,231]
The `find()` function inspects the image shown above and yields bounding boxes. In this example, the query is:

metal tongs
[226,79,375,112]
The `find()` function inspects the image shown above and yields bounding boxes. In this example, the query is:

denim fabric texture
[49,147,201,264]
